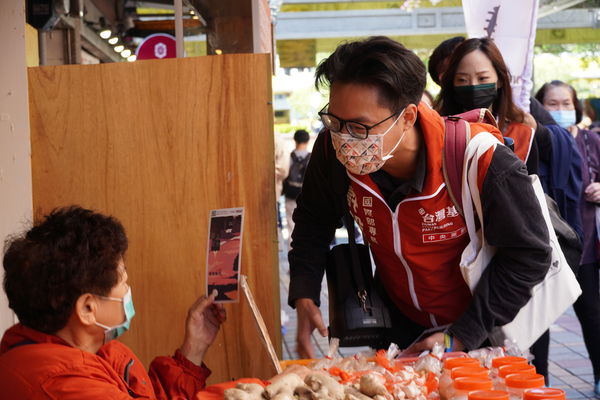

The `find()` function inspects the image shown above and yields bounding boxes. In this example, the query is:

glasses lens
[321,114,341,132]
[347,122,368,139]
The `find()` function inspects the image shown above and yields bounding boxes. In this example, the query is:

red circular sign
[135,33,177,60]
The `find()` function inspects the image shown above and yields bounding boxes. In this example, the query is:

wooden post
[194,0,273,55]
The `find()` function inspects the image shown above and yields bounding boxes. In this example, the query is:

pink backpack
[442,108,499,216]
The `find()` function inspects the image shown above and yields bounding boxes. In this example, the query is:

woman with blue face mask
[0,206,227,399]
[536,80,600,394]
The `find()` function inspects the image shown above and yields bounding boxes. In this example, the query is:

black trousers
[573,262,600,383]
[530,330,549,385]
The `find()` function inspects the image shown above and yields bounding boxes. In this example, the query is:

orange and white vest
[346,103,504,328]
[504,121,535,163]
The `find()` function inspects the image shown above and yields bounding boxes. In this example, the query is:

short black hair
[3,206,128,333]
[315,36,426,112]
[535,80,583,124]
[293,129,309,144]
[428,36,465,85]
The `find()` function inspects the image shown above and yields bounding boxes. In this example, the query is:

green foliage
[533,51,600,99]
[281,0,460,12]
[535,43,600,67]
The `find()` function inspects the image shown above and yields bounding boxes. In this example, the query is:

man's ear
[403,103,419,128]
[74,293,98,327]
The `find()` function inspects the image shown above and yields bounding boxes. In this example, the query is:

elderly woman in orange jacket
[0,206,226,399]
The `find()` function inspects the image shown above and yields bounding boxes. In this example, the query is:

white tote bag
[458,133,582,351]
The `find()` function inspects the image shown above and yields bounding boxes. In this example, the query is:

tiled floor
[277,223,598,398]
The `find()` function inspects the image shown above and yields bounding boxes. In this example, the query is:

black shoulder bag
[325,214,392,347]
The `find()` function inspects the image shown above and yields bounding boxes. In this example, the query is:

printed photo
[206,207,244,302]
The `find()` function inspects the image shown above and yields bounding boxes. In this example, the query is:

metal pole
[174,0,184,58]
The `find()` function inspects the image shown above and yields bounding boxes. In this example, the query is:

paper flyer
[206,207,244,303]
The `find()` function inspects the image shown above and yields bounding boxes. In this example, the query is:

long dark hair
[434,38,524,132]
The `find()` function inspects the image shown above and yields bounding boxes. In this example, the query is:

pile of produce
[223,341,528,400]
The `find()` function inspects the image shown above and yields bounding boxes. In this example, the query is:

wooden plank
[28,54,280,383]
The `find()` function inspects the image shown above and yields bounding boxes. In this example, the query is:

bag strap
[442,109,500,216]
[343,213,370,311]
[442,116,470,216]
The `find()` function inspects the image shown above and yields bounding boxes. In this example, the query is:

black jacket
[288,120,552,350]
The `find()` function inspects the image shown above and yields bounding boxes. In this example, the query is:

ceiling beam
[538,0,587,18]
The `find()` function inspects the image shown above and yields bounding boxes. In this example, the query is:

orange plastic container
[451,366,491,380]
[454,377,495,391]
[441,358,483,399]
[469,390,510,400]
[505,373,545,400]
[498,364,536,379]
[450,377,495,400]
[523,388,566,400]
[491,356,529,369]
[445,357,482,370]
[505,373,545,389]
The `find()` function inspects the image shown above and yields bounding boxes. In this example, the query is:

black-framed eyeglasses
[318,105,400,139]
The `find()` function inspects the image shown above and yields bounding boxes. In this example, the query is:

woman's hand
[585,182,600,203]
[179,290,227,365]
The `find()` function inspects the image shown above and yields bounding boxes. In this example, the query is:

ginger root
[359,373,389,398]
[345,386,376,400]
[236,383,264,397]
[224,388,252,400]
[264,373,305,399]
[304,372,345,400]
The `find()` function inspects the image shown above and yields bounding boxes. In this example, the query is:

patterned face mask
[330,109,406,175]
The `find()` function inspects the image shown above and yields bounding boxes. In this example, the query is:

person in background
[427,36,465,86]
[288,36,551,360]
[536,81,600,394]
[429,37,580,236]
[0,206,226,399]
[283,129,311,239]
[275,134,290,231]
[435,37,560,380]
[434,38,540,172]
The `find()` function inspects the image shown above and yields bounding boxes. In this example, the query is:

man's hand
[179,289,227,365]
[404,332,465,354]
[585,182,600,203]
[295,298,327,359]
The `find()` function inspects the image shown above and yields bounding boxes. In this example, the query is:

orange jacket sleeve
[149,350,212,400]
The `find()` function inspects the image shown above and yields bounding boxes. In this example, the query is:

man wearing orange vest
[288,36,552,359]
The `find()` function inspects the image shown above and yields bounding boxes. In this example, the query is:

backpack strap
[442,108,499,216]
[442,116,470,216]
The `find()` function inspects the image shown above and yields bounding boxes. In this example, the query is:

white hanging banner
[462,0,539,112]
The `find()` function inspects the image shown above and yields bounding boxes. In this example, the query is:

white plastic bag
[459,132,582,352]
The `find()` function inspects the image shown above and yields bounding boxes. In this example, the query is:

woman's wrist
[179,341,208,366]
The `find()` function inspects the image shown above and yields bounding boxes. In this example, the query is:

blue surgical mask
[549,109,576,129]
[95,286,135,343]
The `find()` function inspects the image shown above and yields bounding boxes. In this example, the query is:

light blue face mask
[95,286,135,343]
[549,109,576,129]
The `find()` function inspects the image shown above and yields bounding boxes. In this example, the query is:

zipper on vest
[391,207,422,311]
[347,173,423,313]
